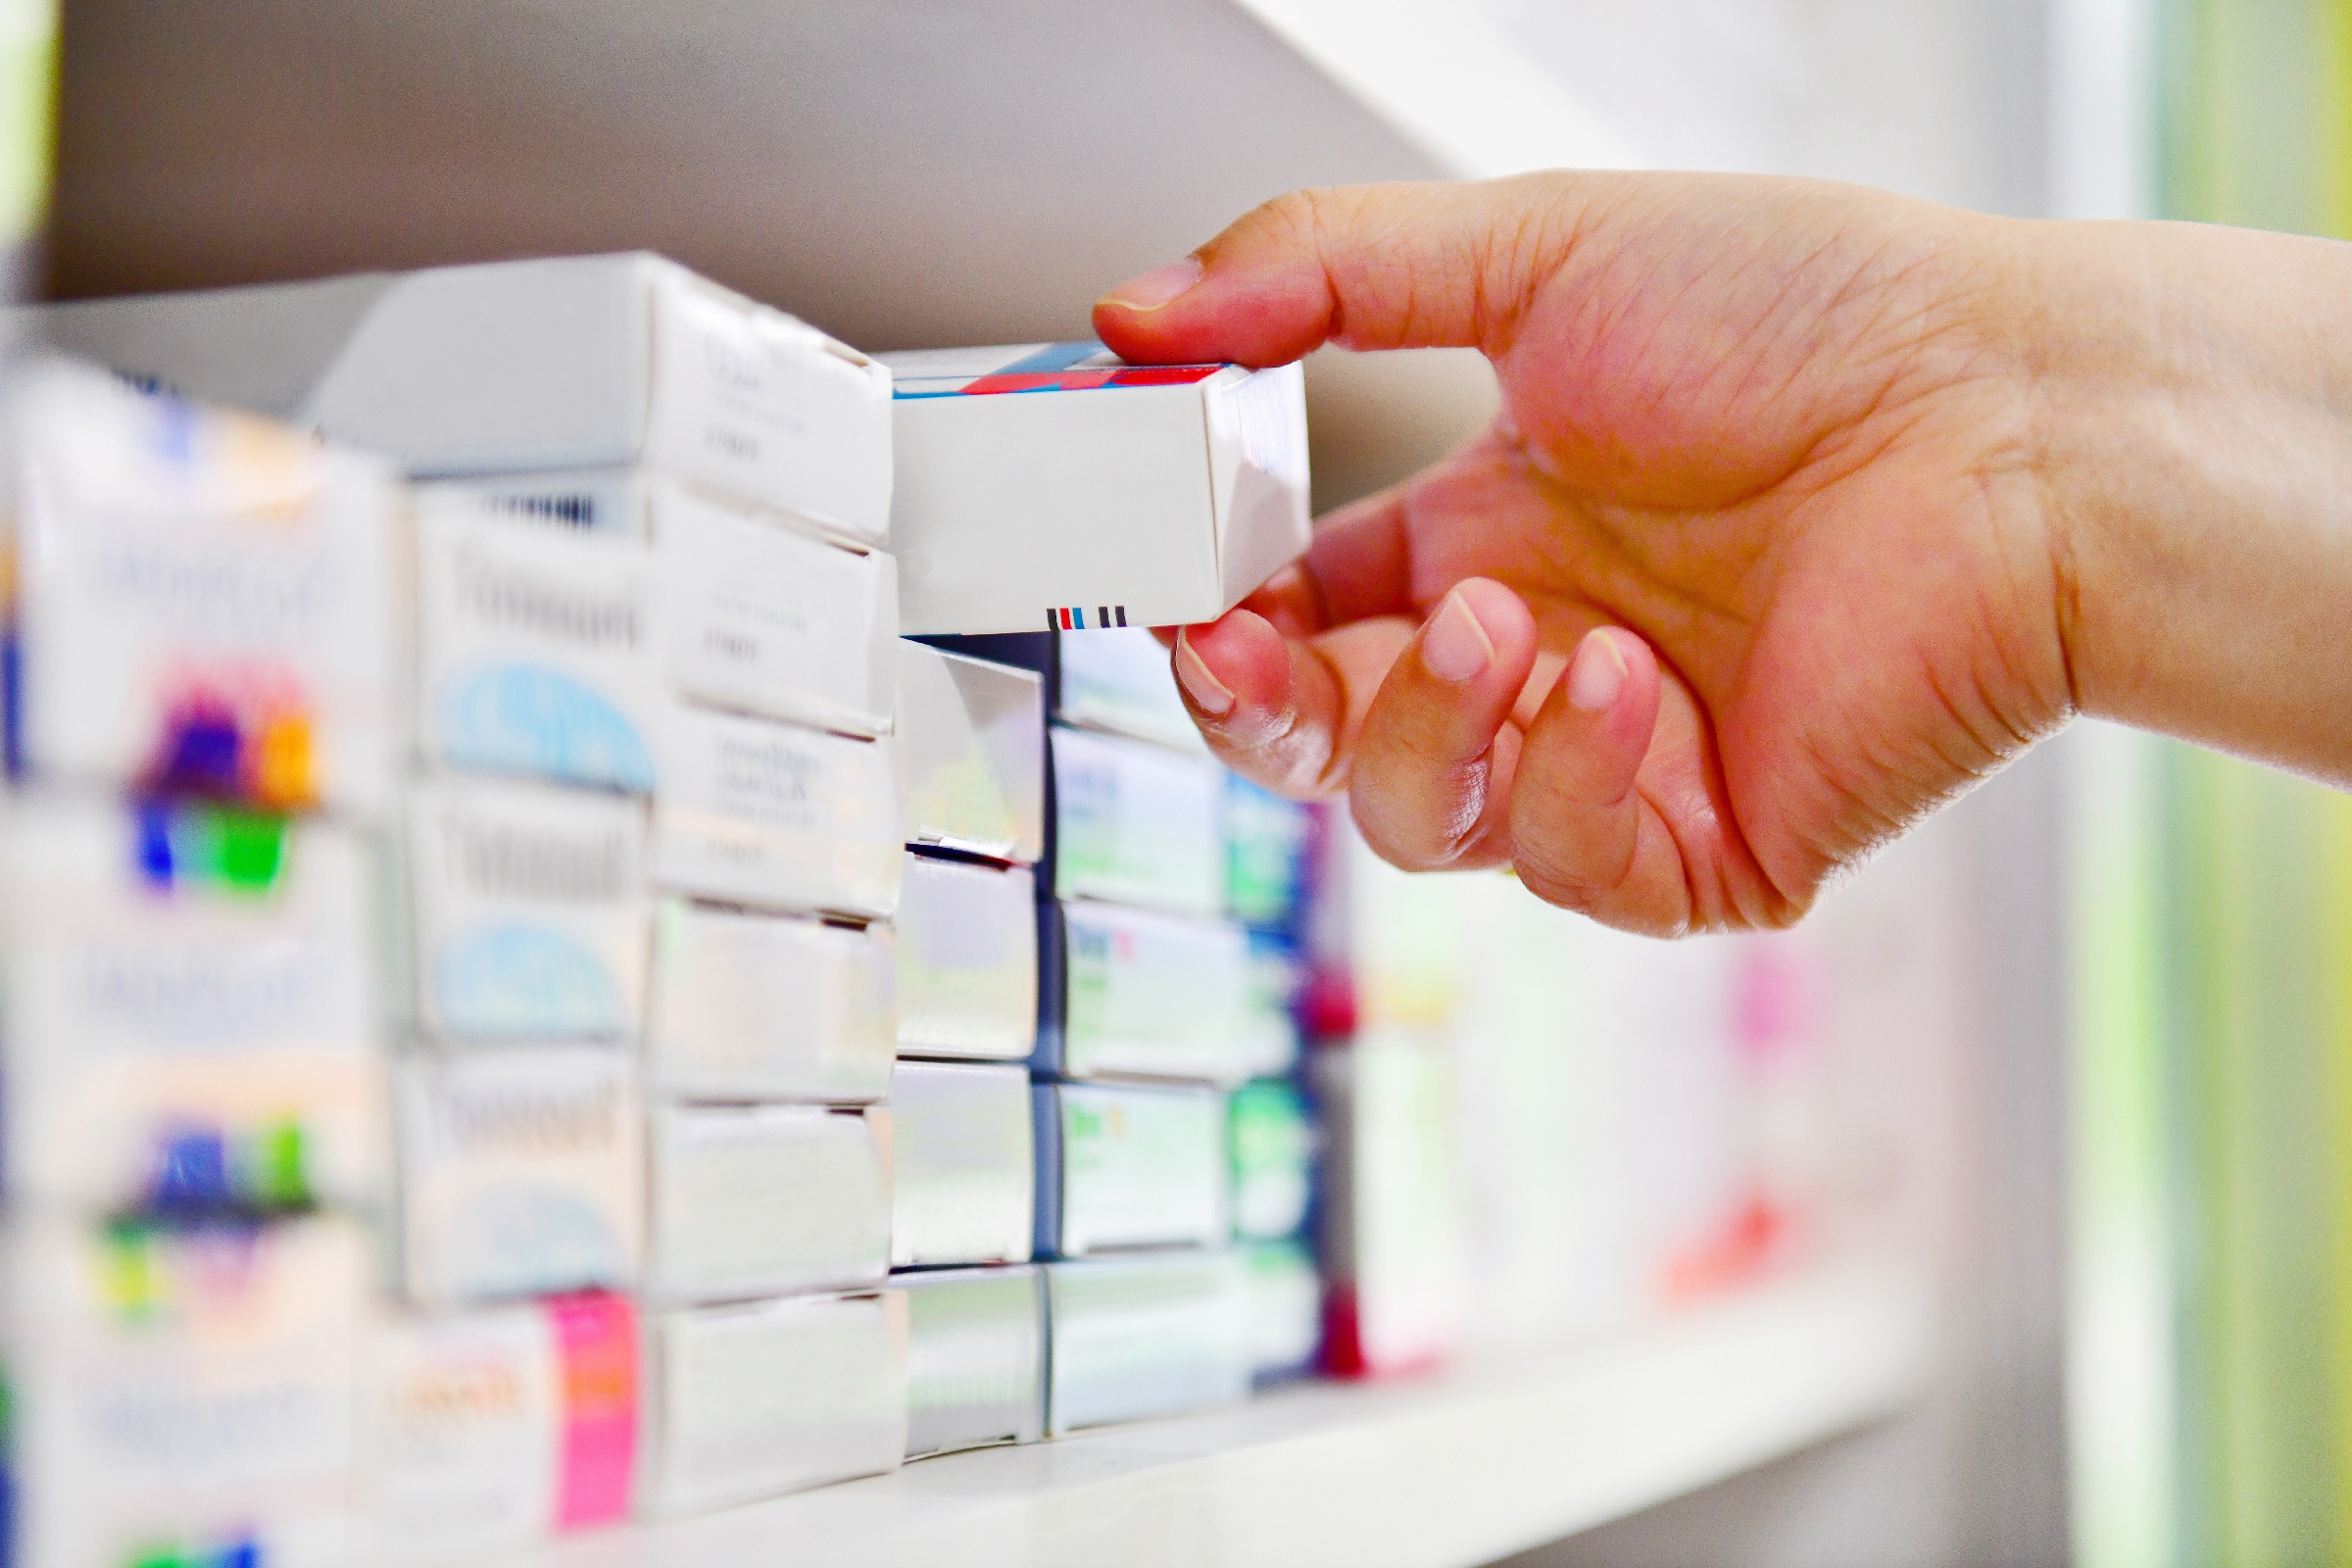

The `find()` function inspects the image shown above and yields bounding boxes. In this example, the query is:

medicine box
[895,641,1045,861]
[644,898,895,1103]
[1052,625,1203,754]
[360,1293,638,1562]
[432,470,897,736]
[413,494,662,793]
[899,1266,1046,1459]
[1226,775,1312,929]
[643,1104,890,1306]
[0,793,386,1216]
[1032,1081,1230,1258]
[1043,1254,1249,1436]
[3,1212,368,1568]
[1230,1078,1316,1242]
[29,253,895,544]
[647,703,900,919]
[1049,725,1226,917]
[395,1045,643,1306]
[5,360,401,815]
[894,852,1037,1062]
[888,1061,1034,1269]
[1241,1240,1324,1384]
[405,774,650,1045]
[636,1292,906,1519]
[882,343,1307,635]
[1037,899,1251,1085]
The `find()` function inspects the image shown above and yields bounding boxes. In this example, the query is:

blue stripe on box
[996,342,1108,376]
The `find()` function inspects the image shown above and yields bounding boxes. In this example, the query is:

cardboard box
[1050,725,1226,917]
[360,1293,637,1563]
[1033,1081,1229,1258]
[1053,625,1203,754]
[1230,1078,1315,1242]
[889,1061,1034,1268]
[4,359,401,815]
[1037,899,1251,1085]
[882,344,1307,635]
[894,852,1036,1062]
[1240,1240,1324,1384]
[646,704,901,918]
[644,898,894,1103]
[637,1292,906,1518]
[1043,1254,1249,1436]
[1226,774,1312,929]
[895,641,1043,861]
[3,1213,368,1568]
[643,1104,890,1305]
[395,1045,643,1306]
[405,774,651,1045]
[414,494,662,793]
[425,471,899,737]
[29,254,895,544]
[0,794,386,1216]
[899,1266,1045,1459]
[1241,927,1305,1079]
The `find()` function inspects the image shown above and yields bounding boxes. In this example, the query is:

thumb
[1093,175,1592,367]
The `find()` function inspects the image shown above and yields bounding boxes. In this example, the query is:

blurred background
[11,1,2352,1565]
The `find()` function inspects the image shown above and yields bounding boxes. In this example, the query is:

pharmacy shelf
[530,1262,1933,1568]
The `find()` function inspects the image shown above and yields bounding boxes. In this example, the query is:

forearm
[2032,217,2352,780]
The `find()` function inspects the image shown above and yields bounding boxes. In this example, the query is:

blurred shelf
[530,1261,1933,1568]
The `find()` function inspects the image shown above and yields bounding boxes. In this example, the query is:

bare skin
[1092,173,2352,936]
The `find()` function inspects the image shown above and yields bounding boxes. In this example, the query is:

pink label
[548,1292,637,1529]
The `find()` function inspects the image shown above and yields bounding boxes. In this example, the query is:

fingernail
[1567,628,1629,711]
[1102,257,1204,313]
[1421,590,1495,684]
[1174,629,1236,716]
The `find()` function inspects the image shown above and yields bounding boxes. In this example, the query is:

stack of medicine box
[880,341,1318,1435]
[1028,627,1296,1433]
[889,641,1049,1459]
[0,359,400,1568]
[31,256,912,1542]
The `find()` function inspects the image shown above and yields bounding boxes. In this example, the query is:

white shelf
[532,1262,1933,1568]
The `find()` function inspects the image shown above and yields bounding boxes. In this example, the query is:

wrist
[2024,218,2352,778]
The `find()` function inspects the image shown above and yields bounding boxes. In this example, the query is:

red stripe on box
[1107,366,1223,387]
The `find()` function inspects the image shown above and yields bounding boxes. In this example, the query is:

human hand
[1096,173,2076,935]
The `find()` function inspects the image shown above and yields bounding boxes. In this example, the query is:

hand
[1096,174,2076,935]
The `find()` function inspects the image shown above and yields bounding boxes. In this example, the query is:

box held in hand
[883,343,1307,635]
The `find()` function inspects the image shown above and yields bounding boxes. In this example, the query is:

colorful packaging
[899,1266,1045,1459]
[894,642,1044,861]
[1037,899,1250,1084]
[642,1104,890,1306]
[893,852,1036,1062]
[1051,625,1201,754]
[643,898,894,1103]
[646,704,900,918]
[888,1061,1033,1268]
[1033,1082,1229,1258]
[404,774,650,1044]
[413,496,662,793]
[394,1045,642,1306]
[1049,726,1225,917]
[1226,775,1310,930]
[1043,1254,1249,1436]
[1239,1240,1323,1384]
[360,1293,637,1563]
[1240,927,1304,1079]
[3,1213,368,1568]
[31,255,895,545]
[636,1292,906,1519]
[4,360,399,815]
[0,793,385,1216]
[882,344,1307,635]
[1230,1078,1315,1242]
